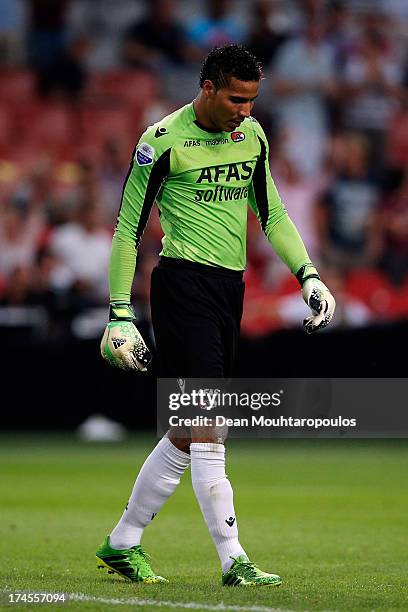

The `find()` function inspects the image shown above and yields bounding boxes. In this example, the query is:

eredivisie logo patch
[135,142,155,166]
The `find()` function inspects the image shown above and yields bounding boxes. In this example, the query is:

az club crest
[231,131,245,143]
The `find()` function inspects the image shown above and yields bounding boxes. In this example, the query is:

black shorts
[150,257,245,377]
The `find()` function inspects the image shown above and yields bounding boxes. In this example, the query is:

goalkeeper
[97,44,335,586]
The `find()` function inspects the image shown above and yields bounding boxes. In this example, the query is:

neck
[193,93,219,131]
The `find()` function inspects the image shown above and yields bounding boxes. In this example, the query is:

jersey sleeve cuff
[295,264,320,287]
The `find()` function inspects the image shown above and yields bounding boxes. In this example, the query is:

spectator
[378,0,408,46]
[377,168,408,286]
[386,94,408,170]
[380,0,408,22]
[317,133,380,270]
[300,0,327,21]
[49,201,111,305]
[186,0,246,58]
[0,202,46,279]
[12,158,68,228]
[26,0,71,70]
[0,266,32,306]
[324,1,355,71]
[246,146,327,286]
[341,22,404,176]
[245,0,290,69]
[245,208,275,284]
[122,0,188,70]
[62,160,106,231]
[271,17,337,176]
[97,140,128,228]
[26,0,88,100]
[27,247,60,306]
[273,153,326,264]
[36,34,89,101]
[0,0,25,65]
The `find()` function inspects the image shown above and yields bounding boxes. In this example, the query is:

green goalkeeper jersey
[110,102,312,302]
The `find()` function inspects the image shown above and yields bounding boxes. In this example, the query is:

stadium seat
[242,292,281,336]
[0,104,13,146]
[345,269,396,319]
[76,104,141,155]
[84,70,158,108]
[274,273,300,297]
[0,70,36,104]
[14,102,75,153]
[1,143,51,182]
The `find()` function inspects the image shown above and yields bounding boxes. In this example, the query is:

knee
[166,427,191,454]
[191,424,228,444]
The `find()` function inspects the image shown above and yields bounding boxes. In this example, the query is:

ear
[202,79,217,99]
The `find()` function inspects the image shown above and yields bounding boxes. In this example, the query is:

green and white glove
[100,302,152,372]
[297,265,336,334]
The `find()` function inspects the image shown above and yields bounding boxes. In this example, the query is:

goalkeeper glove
[297,265,336,334]
[100,302,152,372]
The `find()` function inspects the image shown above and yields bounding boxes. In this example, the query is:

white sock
[190,442,246,572]
[110,437,190,549]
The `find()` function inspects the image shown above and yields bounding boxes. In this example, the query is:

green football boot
[222,555,282,587]
[96,536,168,583]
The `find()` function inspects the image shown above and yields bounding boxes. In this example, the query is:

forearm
[109,233,137,303]
[266,214,313,275]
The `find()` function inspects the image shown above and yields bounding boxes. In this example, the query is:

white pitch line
[69,592,294,612]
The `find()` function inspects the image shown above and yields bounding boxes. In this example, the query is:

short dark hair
[199,44,263,89]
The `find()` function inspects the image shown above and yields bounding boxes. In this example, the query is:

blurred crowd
[0,0,408,338]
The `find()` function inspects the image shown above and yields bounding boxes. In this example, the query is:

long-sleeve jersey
[110,102,312,302]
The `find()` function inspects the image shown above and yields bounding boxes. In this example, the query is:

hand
[100,303,152,372]
[302,278,336,334]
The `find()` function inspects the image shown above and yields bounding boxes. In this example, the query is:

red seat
[274,273,299,297]
[85,70,158,107]
[242,292,281,337]
[0,104,13,146]
[345,268,395,318]
[15,102,75,149]
[346,268,389,299]
[77,104,141,153]
[3,143,36,164]
[391,291,408,320]
[0,70,36,103]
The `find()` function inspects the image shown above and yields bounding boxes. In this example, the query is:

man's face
[203,76,260,132]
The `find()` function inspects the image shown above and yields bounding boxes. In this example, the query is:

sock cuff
[160,437,191,466]
[190,442,225,458]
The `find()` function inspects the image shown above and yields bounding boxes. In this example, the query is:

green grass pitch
[0,435,407,611]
